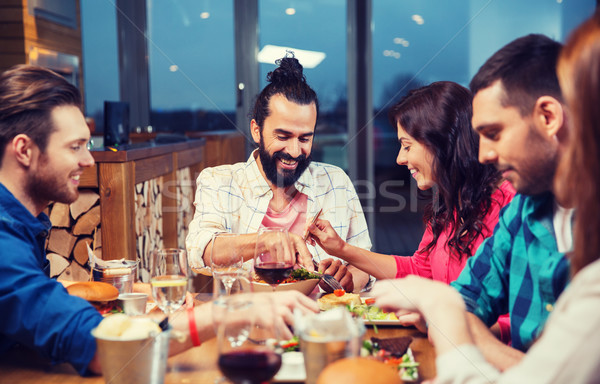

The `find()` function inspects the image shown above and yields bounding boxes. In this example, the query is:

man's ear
[250,119,261,144]
[533,96,565,139]
[12,134,35,167]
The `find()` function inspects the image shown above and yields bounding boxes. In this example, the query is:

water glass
[211,233,244,296]
[150,248,188,315]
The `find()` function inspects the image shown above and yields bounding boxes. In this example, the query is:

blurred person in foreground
[370,11,600,383]
[308,81,514,334]
[0,65,318,375]
[186,53,372,292]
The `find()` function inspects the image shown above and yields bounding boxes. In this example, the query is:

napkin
[87,244,136,276]
[295,307,365,341]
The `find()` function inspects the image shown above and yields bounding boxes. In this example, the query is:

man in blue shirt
[450,34,572,370]
[0,65,102,374]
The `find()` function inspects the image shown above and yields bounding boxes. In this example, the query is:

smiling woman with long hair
[309,81,514,284]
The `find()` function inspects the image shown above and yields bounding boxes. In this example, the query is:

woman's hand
[370,276,464,316]
[307,219,347,256]
[253,290,320,339]
[396,312,428,333]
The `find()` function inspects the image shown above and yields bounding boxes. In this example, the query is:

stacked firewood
[135,178,164,283]
[45,190,101,281]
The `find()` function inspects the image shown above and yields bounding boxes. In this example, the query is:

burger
[66,281,120,315]
[317,357,401,384]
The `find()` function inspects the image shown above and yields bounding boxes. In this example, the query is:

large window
[80,2,119,132]
[372,0,596,254]
[258,0,348,169]
[146,0,236,133]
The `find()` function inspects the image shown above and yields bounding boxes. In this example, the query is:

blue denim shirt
[0,183,103,375]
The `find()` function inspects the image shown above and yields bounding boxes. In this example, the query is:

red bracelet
[187,305,202,347]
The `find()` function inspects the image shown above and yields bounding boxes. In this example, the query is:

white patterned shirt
[186,150,372,269]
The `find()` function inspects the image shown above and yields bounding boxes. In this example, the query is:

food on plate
[93,313,161,340]
[361,337,419,382]
[371,336,412,357]
[280,335,299,352]
[66,281,120,315]
[316,357,401,384]
[347,299,399,321]
[317,291,362,311]
[253,267,321,284]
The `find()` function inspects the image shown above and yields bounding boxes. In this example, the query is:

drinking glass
[150,248,188,315]
[212,269,252,335]
[216,295,282,384]
[253,228,294,292]
[211,233,244,297]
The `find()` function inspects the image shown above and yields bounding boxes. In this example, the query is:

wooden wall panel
[99,162,136,261]
[0,1,83,94]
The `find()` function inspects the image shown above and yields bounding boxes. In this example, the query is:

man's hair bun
[267,51,306,85]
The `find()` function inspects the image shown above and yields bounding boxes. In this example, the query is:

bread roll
[317,292,362,311]
[66,281,119,302]
[317,357,401,384]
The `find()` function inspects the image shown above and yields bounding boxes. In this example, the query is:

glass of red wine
[253,227,294,291]
[216,294,283,384]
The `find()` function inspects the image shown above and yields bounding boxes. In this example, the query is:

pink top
[260,192,308,238]
[394,181,516,283]
[394,181,515,344]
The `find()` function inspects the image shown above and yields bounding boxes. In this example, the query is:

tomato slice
[333,289,345,297]
[364,298,376,305]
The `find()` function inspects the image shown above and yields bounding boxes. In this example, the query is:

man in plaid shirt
[186,54,372,292]
[450,34,573,371]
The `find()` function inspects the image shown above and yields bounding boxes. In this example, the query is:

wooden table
[0,302,436,383]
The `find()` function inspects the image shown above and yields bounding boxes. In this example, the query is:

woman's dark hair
[251,52,319,129]
[0,65,82,166]
[388,81,502,259]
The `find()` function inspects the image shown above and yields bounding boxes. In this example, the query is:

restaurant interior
[0,0,598,382]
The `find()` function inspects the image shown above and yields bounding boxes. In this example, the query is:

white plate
[363,319,405,326]
[358,297,404,326]
[273,352,306,383]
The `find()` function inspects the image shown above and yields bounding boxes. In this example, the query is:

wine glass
[216,294,283,384]
[211,233,244,297]
[150,248,188,315]
[253,228,294,292]
[212,269,252,335]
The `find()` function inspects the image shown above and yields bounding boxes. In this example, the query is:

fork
[312,260,344,291]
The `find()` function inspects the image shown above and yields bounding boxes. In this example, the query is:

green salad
[361,339,419,382]
[346,301,399,321]
[288,268,321,281]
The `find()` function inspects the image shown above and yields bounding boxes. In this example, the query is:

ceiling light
[412,14,424,25]
[200,12,210,19]
[258,45,326,69]
[285,8,296,15]
[169,65,179,72]
[393,37,410,47]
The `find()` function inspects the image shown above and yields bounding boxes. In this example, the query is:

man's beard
[503,124,558,196]
[258,140,311,188]
[26,154,79,207]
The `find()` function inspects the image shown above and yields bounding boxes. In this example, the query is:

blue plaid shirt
[451,192,570,351]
